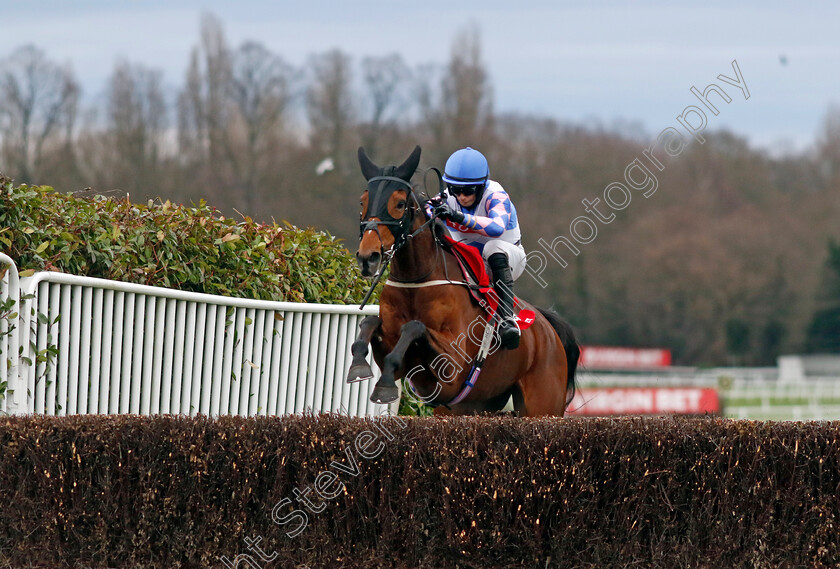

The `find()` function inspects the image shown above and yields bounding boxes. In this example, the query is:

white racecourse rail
[0,254,385,417]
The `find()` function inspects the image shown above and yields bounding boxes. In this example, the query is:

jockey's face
[455,192,477,208]
[448,182,481,208]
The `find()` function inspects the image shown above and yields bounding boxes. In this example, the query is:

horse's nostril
[369,252,380,264]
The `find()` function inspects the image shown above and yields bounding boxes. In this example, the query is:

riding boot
[488,252,520,350]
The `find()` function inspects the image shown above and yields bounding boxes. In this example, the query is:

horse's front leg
[370,320,427,405]
[346,315,382,383]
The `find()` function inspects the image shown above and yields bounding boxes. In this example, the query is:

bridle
[359,166,417,251]
[357,167,440,308]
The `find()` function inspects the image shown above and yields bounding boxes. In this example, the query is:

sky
[3,0,839,155]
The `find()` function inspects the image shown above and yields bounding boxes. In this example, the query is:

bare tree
[360,53,409,155]
[228,41,295,213]
[177,49,207,166]
[413,62,446,159]
[177,14,300,215]
[818,105,840,185]
[411,26,493,157]
[177,12,232,176]
[306,49,356,171]
[102,61,168,196]
[0,45,79,183]
[440,25,493,149]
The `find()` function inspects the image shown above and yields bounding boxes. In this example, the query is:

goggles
[446,183,483,197]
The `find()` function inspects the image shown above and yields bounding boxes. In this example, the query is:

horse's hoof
[370,383,400,405]
[346,362,374,384]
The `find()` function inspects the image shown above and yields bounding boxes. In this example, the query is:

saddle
[438,233,535,331]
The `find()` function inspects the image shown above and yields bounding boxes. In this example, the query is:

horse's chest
[379,304,417,344]
[378,295,467,359]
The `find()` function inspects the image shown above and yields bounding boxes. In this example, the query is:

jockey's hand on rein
[433,201,465,224]
[427,194,446,208]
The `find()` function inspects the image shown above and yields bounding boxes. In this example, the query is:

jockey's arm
[454,192,511,238]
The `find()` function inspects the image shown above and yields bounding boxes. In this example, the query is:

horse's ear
[395,145,422,181]
[358,147,380,181]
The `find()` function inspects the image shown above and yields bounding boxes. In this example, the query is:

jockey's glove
[427,194,446,207]
[433,202,465,224]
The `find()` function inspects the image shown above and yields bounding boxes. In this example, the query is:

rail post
[1,253,28,414]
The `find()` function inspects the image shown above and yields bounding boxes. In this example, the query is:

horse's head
[356,145,422,277]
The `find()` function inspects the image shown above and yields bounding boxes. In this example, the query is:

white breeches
[482,240,527,281]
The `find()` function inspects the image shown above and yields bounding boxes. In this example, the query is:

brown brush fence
[1,414,839,568]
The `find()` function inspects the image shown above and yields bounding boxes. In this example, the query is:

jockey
[430,147,526,350]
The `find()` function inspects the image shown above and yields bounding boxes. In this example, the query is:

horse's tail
[535,307,579,408]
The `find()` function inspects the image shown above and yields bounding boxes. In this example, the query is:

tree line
[1,13,839,365]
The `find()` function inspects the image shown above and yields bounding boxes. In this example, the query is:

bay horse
[346,145,579,417]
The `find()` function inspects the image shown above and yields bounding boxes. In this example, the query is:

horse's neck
[390,223,458,282]
[390,227,434,281]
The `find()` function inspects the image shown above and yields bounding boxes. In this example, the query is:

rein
[358,167,445,307]
[357,199,436,308]
[384,279,468,288]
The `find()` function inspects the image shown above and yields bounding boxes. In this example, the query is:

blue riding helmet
[442,147,490,198]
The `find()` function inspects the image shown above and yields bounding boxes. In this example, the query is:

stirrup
[498,316,521,349]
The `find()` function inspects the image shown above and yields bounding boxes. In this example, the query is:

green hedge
[0,175,369,304]
[1,414,839,568]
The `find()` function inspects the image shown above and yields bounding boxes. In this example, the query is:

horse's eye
[397,201,406,209]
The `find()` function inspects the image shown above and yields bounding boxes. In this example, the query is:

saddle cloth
[440,234,536,331]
